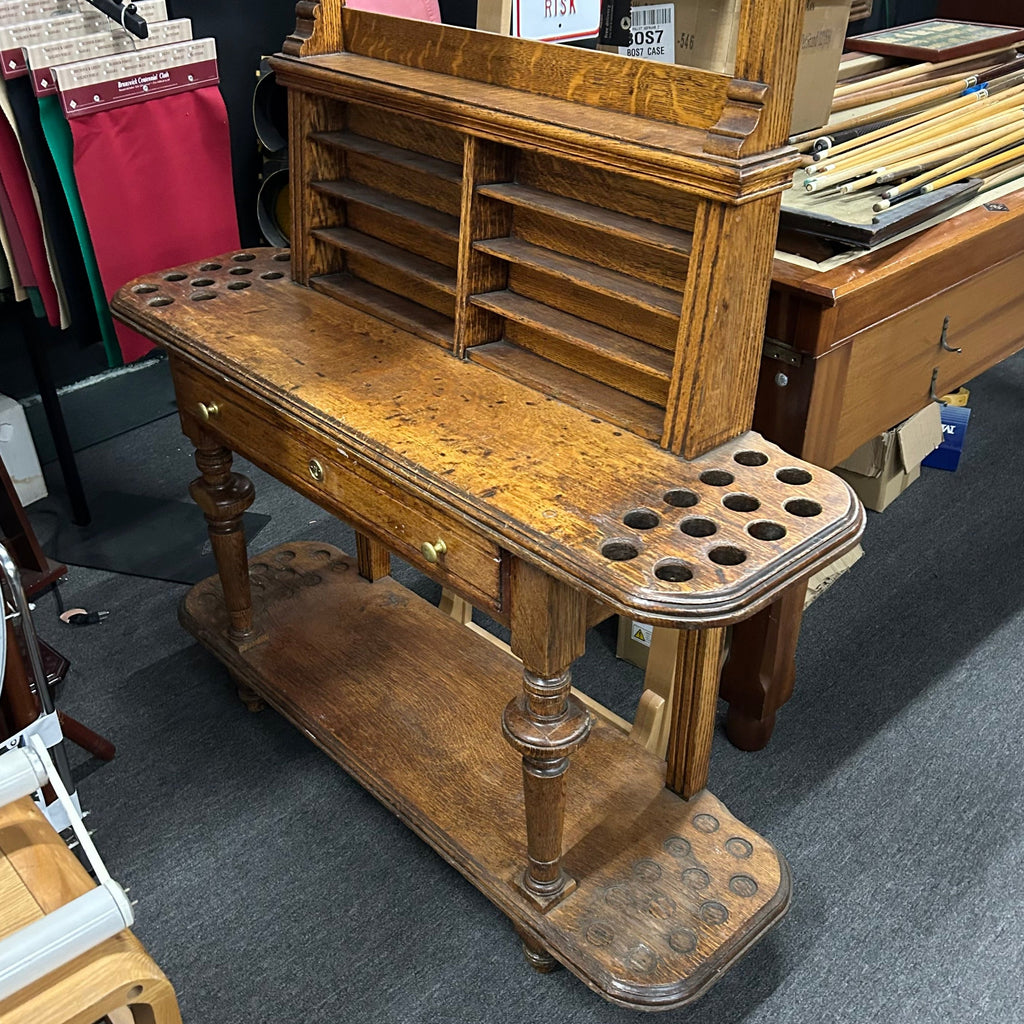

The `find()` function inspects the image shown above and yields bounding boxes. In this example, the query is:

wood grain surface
[0,799,181,1024]
[112,250,864,629]
[181,542,791,1010]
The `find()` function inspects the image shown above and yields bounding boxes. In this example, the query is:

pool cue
[808,109,1024,192]
[922,140,1024,193]
[832,54,1024,113]
[812,67,1024,161]
[814,83,1024,166]
[801,89,987,154]
[811,115,907,154]
[831,45,1019,99]
[805,110,1018,186]
[874,132,1024,210]
[840,116,1024,193]
[979,163,1024,192]
[882,124,1024,198]
[835,46,1019,98]
[789,78,986,146]
[832,70,981,114]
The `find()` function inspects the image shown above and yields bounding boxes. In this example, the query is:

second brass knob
[421,538,447,563]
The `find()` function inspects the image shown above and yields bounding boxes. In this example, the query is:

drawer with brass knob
[170,356,506,617]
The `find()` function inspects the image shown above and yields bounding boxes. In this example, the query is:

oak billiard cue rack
[112,0,864,1010]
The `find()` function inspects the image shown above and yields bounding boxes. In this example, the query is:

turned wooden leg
[188,443,256,647]
[664,627,726,799]
[719,581,807,751]
[503,559,591,911]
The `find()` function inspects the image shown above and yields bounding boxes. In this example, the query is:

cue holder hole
[664,489,698,508]
[784,498,822,517]
[602,540,639,561]
[733,451,768,466]
[623,509,660,530]
[747,521,787,541]
[680,518,717,538]
[723,494,760,513]
[708,546,746,566]
[776,468,812,485]
[699,470,734,486]
[654,560,693,582]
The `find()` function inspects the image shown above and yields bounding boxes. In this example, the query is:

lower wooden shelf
[181,542,789,1010]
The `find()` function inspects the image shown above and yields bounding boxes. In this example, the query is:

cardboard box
[601,0,850,133]
[803,543,863,607]
[791,0,854,134]
[617,615,653,670]
[833,403,942,512]
[0,393,47,505]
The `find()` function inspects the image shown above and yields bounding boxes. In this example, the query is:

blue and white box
[921,404,971,472]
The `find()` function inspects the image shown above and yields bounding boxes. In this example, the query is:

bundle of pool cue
[790,43,1024,214]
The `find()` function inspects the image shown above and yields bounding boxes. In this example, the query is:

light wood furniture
[722,185,1024,749]
[112,0,863,1008]
[0,797,181,1024]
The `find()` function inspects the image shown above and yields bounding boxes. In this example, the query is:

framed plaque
[846,19,1024,61]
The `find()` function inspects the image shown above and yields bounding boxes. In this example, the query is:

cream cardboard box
[0,393,47,505]
[602,0,850,133]
[833,403,943,513]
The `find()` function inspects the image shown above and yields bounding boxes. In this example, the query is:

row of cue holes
[603,451,820,582]
[131,252,293,306]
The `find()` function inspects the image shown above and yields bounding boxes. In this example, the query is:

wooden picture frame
[846,19,1024,61]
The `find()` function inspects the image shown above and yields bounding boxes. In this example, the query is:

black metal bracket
[81,1,149,40]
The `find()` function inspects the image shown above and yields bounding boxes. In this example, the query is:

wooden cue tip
[872,199,891,212]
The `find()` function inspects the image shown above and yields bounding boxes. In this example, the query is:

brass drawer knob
[421,538,447,563]
[308,459,325,482]
[196,401,220,422]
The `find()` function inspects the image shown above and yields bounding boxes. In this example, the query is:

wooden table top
[113,249,863,627]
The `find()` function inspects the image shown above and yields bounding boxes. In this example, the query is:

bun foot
[516,929,561,974]
[233,678,266,713]
[725,704,776,751]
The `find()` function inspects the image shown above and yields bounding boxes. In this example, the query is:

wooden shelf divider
[470,290,673,405]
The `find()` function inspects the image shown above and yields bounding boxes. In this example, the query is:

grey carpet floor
[23,349,1024,1023]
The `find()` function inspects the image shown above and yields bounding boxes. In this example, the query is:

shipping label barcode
[618,3,673,64]
[632,5,672,26]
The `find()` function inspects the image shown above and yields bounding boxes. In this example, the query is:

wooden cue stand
[112,0,864,1009]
